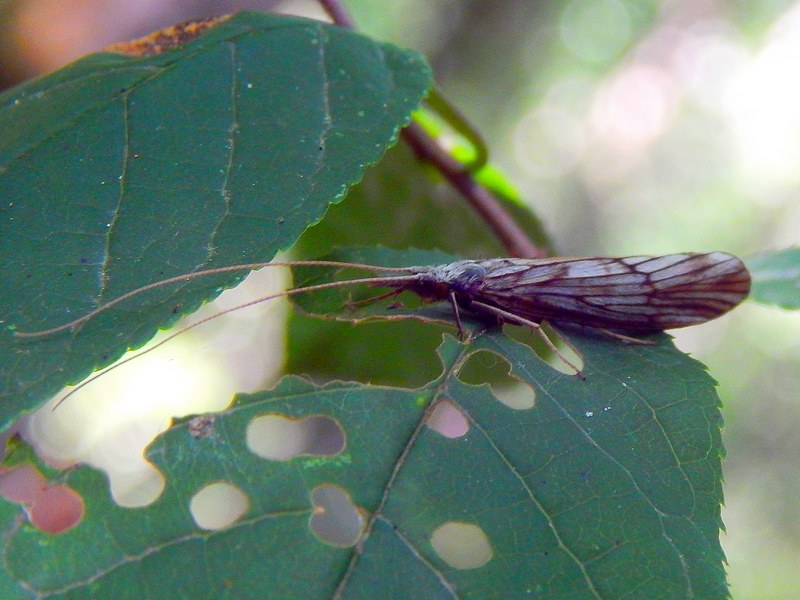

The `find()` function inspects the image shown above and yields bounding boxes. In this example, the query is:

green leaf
[0,11,432,425]
[746,247,800,309]
[1,328,727,598]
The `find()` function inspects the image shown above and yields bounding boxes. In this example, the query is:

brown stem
[401,122,545,258]
[318,0,544,259]
[318,0,355,27]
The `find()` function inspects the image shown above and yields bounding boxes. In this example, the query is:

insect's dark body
[385,252,751,332]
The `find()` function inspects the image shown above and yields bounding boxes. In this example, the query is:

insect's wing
[474,252,751,331]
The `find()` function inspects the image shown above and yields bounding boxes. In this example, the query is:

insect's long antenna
[15,260,416,338]
[50,274,416,409]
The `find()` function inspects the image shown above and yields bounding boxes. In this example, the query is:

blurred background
[2,0,799,597]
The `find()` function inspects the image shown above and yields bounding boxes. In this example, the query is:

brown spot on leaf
[105,16,230,57]
[187,414,216,439]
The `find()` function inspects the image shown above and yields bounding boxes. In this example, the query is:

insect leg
[448,291,467,340]
[345,288,404,310]
[596,328,656,345]
[469,301,584,378]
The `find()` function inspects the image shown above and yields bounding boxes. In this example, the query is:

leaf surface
[1,326,727,599]
[0,11,432,424]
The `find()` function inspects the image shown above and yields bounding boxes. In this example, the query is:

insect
[16,251,751,400]
[385,252,751,333]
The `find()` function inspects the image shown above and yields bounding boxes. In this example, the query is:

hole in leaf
[309,484,364,547]
[502,322,584,375]
[246,414,345,461]
[0,465,45,504]
[28,485,84,534]
[190,482,249,531]
[430,521,493,569]
[427,400,469,438]
[110,462,165,508]
[0,466,84,534]
[457,350,536,410]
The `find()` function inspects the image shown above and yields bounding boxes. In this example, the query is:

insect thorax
[386,261,488,302]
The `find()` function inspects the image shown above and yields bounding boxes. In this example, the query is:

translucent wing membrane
[420,252,751,331]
